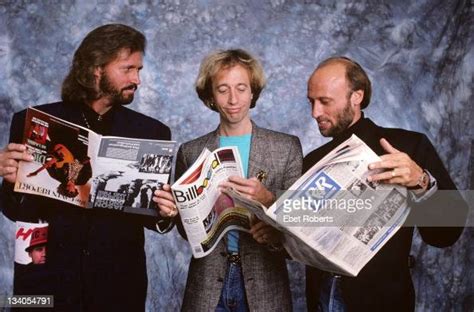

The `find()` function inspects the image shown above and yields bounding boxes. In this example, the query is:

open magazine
[225,134,409,277]
[14,107,177,217]
[171,147,252,258]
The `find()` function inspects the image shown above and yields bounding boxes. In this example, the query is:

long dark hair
[61,24,146,105]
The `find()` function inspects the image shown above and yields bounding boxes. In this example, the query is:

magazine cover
[15,107,177,217]
[15,221,49,266]
[16,107,91,207]
[172,147,252,258]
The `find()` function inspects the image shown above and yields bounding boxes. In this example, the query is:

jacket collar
[330,113,385,155]
[60,101,122,135]
[332,113,375,140]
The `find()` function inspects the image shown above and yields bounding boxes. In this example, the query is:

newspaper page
[227,134,409,276]
[14,107,177,217]
[172,147,252,258]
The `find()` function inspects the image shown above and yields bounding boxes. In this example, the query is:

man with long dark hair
[0,24,172,311]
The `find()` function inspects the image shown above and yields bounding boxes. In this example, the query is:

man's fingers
[152,186,179,217]
[369,154,411,170]
[161,184,172,192]
[379,138,400,154]
[1,167,18,183]
[0,158,22,182]
[152,194,176,210]
[367,171,394,183]
[252,225,280,245]
[249,221,267,234]
[368,159,398,170]
[7,150,34,162]
[158,208,178,218]
[2,172,17,184]
[368,167,410,184]
[154,189,174,201]
[219,181,255,197]
[153,196,175,207]
[252,229,268,243]
[6,143,27,152]
[22,152,35,161]
[3,158,20,168]
[2,166,18,174]
[250,222,272,238]
[227,175,249,186]
[252,227,271,238]
[218,181,233,189]
[153,199,178,217]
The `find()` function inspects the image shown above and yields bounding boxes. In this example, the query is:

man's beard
[98,74,137,105]
[319,100,355,137]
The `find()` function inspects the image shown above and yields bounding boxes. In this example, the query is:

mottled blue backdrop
[0,1,472,311]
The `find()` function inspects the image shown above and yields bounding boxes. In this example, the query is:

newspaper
[14,107,177,217]
[226,134,409,276]
[171,147,252,258]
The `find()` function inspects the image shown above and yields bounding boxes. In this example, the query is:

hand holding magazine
[226,134,409,277]
[171,146,254,258]
[15,107,177,217]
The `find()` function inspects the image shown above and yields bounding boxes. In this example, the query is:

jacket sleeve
[173,145,189,240]
[409,134,468,247]
[266,135,303,257]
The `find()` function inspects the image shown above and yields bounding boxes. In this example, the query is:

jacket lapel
[203,128,219,153]
[248,122,272,181]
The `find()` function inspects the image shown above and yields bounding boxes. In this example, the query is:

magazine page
[172,147,250,258]
[14,107,94,207]
[229,135,409,276]
[89,137,177,216]
[14,107,177,217]
[15,221,49,266]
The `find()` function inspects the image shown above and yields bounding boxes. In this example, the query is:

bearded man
[0,24,172,311]
[304,56,467,311]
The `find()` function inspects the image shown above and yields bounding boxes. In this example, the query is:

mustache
[122,84,138,92]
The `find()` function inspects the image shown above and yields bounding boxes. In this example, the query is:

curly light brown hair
[195,49,266,111]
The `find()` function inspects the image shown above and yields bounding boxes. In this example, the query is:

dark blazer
[304,116,468,311]
[177,122,303,312]
[1,101,171,311]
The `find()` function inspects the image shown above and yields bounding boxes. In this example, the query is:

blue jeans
[317,274,346,312]
[215,262,249,312]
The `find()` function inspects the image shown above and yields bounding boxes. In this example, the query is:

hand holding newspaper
[171,147,253,258]
[226,134,409,276]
